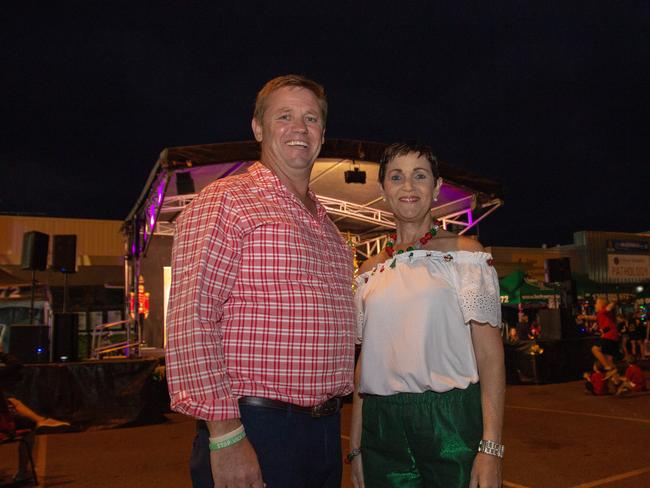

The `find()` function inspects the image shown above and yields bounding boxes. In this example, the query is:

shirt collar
[248,162,328,220]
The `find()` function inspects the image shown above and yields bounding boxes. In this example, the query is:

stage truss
[153,192,502,258]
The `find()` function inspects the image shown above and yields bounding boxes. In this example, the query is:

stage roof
[127,139,504,258]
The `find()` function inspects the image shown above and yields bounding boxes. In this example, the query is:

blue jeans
[190,404,342,488]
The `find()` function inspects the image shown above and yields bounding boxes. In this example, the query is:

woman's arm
[349,350,365,488]
[469,322,505,488]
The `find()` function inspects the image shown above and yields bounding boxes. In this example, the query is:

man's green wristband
[209,430,246,451]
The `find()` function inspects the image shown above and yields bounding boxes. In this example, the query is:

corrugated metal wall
[0,215,124,266]
[485,246,583,282]
[574,231,650,284]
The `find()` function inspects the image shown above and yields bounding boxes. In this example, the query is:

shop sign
[607,240,649,254]
[0,285,48,300]
[607,254,650,280]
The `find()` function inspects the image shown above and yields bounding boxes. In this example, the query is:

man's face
[252,86,325,176]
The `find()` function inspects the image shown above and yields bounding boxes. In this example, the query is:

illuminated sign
[607,240,649,254]
[607,254,650,281]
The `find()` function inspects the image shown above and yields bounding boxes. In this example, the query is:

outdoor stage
[7,337,601,431]
[504,336,599,384]
[10,357,169,429]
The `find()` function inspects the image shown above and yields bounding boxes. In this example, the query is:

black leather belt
[238,396,342,418]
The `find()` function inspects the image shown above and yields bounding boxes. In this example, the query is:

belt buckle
[311,398,338,418]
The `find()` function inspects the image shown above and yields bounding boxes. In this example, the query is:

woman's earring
[433,196,438,202]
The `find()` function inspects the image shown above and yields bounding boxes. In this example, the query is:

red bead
[425,232,432,239]
[420,237,428,244]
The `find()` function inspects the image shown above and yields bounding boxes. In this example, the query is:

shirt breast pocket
[244,220,323,282]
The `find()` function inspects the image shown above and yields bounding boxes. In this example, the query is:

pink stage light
[157,181,165,204]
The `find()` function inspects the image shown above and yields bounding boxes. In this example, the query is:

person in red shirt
[582,299,622,380]
[166,75,356,488]
[584,363,608,395]
[624,360,647,392]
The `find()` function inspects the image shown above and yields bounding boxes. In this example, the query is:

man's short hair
[254,74,328,126]
[378,142,440,186]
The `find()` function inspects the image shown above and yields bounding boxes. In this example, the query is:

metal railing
[91,319,139,359]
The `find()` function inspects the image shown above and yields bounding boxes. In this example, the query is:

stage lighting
[344,167,366,184]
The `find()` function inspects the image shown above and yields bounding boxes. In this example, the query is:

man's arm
[165,188,265,487]
[166,187,242,419]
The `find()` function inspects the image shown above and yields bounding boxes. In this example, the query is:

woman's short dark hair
[378,142,439,186]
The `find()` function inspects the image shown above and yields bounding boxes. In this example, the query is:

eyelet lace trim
[459,289,500,326]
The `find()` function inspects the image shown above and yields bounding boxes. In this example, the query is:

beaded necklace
[385,222,441,258]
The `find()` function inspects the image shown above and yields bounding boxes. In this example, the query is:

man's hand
[469,452,502,488]
[210,436,265,488]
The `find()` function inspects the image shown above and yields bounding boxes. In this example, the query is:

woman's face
[381,152,442,224]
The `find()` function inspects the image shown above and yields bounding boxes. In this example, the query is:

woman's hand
[350,454,365,488]
[469,452,502,488]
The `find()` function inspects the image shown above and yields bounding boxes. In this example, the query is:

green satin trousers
[361,383,482,488]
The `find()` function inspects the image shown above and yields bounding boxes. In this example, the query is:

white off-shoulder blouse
[355,250,501,396]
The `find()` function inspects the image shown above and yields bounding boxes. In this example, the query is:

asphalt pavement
[1,374,649,488]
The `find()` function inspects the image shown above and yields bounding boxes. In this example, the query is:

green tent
[499,270,556,306]
[572,273,607,299]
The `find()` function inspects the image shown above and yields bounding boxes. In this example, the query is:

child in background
[584,362,608,395]
[623,358,647,392]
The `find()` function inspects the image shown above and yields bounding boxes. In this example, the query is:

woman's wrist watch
[478,439,505,458]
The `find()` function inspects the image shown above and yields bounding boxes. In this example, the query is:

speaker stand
[29,269,37,324]
[63,272,69,314]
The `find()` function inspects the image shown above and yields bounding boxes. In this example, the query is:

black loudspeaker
[20,231,49,271]
[560,308,580,338]
[176,172,195,195]
[52,235,77,273]
[538,309,562,340]
[9,324,50,363]
[52,313,79,362]
[545,257,571,283]
[560,280,578,307]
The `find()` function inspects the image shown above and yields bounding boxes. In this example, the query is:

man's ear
[251,117,263,142]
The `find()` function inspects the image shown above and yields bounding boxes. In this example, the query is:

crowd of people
[579,298,648,396]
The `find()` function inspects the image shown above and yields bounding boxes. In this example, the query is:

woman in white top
[348,142,505,488]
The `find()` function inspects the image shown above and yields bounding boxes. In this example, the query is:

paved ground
[1,377,649,488]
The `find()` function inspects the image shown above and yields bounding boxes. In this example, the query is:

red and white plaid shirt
[166,163,356,420]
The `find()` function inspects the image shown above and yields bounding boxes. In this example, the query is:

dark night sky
[2,1,649,247]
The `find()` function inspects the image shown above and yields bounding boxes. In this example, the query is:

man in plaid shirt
[166,75,356,488]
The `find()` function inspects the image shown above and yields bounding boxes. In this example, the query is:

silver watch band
[478,439,505,458]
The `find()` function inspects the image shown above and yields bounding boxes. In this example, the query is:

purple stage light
[157,180,165,204]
